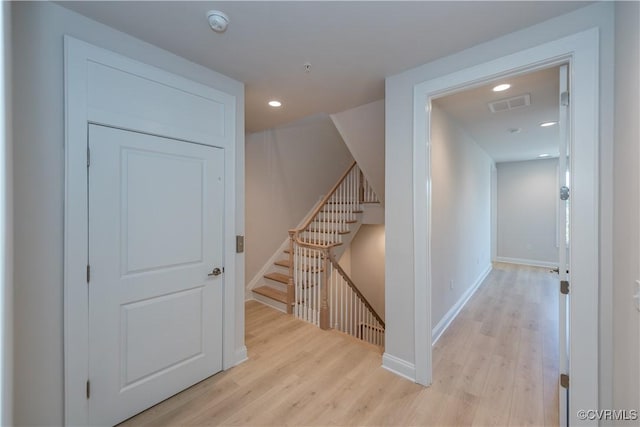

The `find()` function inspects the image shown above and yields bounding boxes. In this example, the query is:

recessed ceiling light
[540,121,558,127]
[538,153,551,158]
[492,84,511,92]
[268,100,282,108]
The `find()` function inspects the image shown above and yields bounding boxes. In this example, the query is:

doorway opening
[411,28,600,426]
[428,64,565,425]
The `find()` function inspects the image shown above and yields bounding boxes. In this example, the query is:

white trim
[412,28,600,424]
[432,264,492,345]
[64,36,242,425]
[494,257,558,269]
[234,346,248,367]
[381,353,416,382]
[0,3,12,425]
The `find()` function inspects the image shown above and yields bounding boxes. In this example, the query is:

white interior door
[557,64,571,427]
[88,124,225,425]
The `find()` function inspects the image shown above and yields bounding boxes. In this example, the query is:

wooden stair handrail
[292,161,357,237]
[326,251,385,329]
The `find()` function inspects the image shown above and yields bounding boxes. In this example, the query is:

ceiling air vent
[488,93,531,113]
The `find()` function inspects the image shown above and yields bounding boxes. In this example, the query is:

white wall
[338,245,352,276]
[12,2,245,425]
[613,0,640,414]
[330,100,385,202]
[496,159,559,267]
[385,2,614,406]
[431,106,492,326]
[1,2,12,425]
[245,114,353,291]
[349,225,385,320]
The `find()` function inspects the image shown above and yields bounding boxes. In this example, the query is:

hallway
[120,263,558,426]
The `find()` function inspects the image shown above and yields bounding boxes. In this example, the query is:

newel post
[320,248,330,330]
[358,169,365,203]
[287,230,295,315]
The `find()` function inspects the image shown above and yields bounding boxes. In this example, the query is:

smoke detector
[207,10,229,33]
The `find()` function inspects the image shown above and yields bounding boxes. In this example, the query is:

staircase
[252,162,385,347]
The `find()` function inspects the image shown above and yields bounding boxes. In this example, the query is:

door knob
[208,267,222,277]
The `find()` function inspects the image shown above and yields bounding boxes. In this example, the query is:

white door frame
[63,36,243,425]
[412,28,600,424]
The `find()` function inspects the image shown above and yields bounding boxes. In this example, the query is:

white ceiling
[434,66,561,163]
[58,1,590,133]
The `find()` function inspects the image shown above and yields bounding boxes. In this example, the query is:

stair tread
[306,228,350,235]
[284,249,322,257]
[298,240,344,246]
[284,241,343,255]
[264,272,290,284]
[321,210,363,214]
[314,219,357,224]
[275,259,323,272]
[252,286,288,304]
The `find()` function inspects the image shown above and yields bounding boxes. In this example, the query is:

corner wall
[245,114,353,294]
[11,2,245,425]
[431,106,492,327]
[1,2,11,425]
[330,100,385,202]
[613,0,640,414]
[496,159,559,267]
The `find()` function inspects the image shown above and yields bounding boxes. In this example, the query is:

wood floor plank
[119,264,558,426]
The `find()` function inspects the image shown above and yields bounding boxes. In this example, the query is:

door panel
[121,287,204,388]
[88,124,224,425]
[123,148,205,273]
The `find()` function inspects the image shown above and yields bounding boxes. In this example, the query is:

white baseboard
[494,256,558,269]
[234,346,248,366]
[382,353,416,382]
[250,294,287,314]
[432,264,492,345]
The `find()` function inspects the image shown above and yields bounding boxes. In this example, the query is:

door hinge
[86,380,91,399]
[87,146,91,167]
[561,91,570,107]
[86,264,90,283]
[560,373,569,389]
[560,280,570,295]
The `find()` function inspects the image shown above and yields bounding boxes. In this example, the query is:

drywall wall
[349,225,385,320]
[496,159,559,267]
[338,245,352,276]
[11,2,245,425]
[385,2,614,407]
[431,106,492,326]
[1,2,12,425]
[245,114,353,292]
[330,100,385,202]
[613,0,640,415]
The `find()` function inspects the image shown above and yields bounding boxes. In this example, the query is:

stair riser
[261,281,288,293]
[252,294,288,313]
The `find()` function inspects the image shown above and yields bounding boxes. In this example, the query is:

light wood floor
[120,263,558,426]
